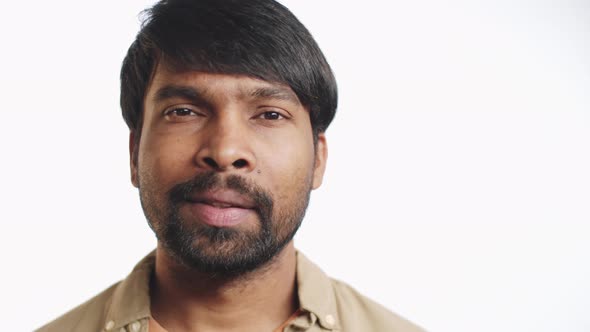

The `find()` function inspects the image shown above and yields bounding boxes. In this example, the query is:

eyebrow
[152,84,300,107]
[250,86,300,105]
[153,85,210,106]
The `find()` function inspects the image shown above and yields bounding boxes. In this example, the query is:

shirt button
[130,321,141,332]
[105,320,115,330]
[325,314,335,326]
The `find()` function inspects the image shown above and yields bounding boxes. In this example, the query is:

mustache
[168,171,273,215]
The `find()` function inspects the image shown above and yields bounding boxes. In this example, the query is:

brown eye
[260,111,283,120]
[163,107,204,123]
[168,108,195,116]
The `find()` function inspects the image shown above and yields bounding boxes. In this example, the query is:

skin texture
[129,62,328,332]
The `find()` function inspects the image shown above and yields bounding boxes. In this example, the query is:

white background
[1,1,589,331]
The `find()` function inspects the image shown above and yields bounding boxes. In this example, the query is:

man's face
[130,63,327,276]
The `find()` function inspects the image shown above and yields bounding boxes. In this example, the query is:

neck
[150,242,298,332]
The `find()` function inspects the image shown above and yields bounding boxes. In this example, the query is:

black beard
[140,171,310,278]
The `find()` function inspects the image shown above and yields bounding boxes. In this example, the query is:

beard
[139,171,311,277]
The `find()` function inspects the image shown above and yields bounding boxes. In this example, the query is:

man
[39,0,423,331]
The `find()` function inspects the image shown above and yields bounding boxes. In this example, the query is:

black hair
[120,0,338,145]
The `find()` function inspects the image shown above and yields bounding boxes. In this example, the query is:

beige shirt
[37,251,424,332]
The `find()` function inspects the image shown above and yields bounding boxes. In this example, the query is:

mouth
[184,190,257,227]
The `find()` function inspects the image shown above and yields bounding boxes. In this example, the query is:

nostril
[203,157,218,169]
[232,159,248,169]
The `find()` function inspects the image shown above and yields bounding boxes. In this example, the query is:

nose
[194,115,256,172]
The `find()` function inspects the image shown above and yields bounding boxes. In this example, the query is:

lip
[187,189,256,209]
[185,189,256,227]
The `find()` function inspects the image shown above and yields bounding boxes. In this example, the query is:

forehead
[145,61,302,106]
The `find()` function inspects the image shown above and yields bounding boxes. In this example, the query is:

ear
[129,131,139,188]
[312,133,328,190]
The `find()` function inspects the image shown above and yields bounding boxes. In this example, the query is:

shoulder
[295,251,424,332]
[36,250,155,332]
[35,282,120,332]
[330,278,425,332]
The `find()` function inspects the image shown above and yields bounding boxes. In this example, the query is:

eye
[166,108,197,117]
[258,111,285,120]
[163,107,204,122]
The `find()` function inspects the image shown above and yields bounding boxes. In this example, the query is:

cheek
[137,132,196,189]
[259,137,315,202]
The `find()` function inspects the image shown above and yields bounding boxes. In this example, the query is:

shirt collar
[104,251,154,330]
[104,250,340,330]
[295,251,341,330]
